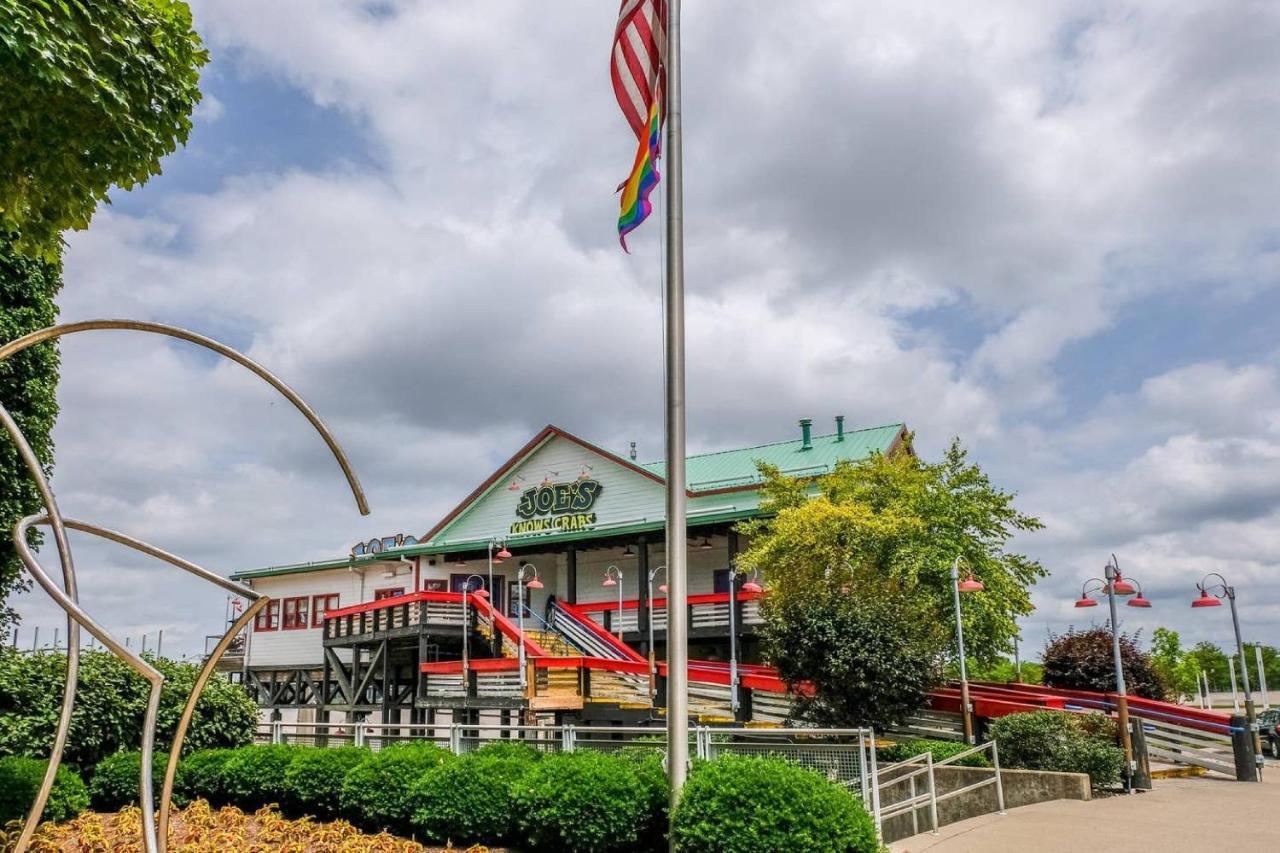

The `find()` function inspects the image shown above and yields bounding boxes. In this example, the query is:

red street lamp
[515,563,542,691]
[950,557,982,744]
[603,566,624,640]
[741,570,764,595]
[1071,554,1152,791]
[1192,572,1260,770]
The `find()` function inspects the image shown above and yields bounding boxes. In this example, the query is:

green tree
[0,0,208,255]
[0,648,257,770]
[760,574,949,728]
[738,438,1044,663]
[1150,627,1201,699]
[0,0,206,625]
[0,235,60,628]
[1187,642,1229,692]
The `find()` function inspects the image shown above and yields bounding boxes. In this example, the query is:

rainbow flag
[617,99,661,251]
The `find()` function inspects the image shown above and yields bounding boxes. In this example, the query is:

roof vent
[835,415,845,442]
[799,418,813,451]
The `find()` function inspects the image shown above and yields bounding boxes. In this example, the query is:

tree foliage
[0,648,258,770]
[0,0,208,255]
[1041,626,1166,701]
[760,575,948,728]
[0,233,61,629]
[1150,627,1202,699]
[736,438,1044,725]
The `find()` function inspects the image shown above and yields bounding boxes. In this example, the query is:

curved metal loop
[25,516,268,850]
[0,320,371,852]
[13,513,164,853]
[0,320,369,516]
[1197,571,1231,598]
[0,404,82,853]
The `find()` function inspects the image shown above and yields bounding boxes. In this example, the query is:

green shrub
[87,750,169,811]
[513,751,653,853]
[219,745,299,811]
[617,749,669,852]
[339,742,452,835]
[990,711,1124,788]
[672,755,877,853]
[877,738,990,768]
[411,747,538,844]
[0,756,89,824]
[173,748,235,806]
[283,747,369,820]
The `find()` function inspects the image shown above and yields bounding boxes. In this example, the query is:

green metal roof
[642,422,904,492]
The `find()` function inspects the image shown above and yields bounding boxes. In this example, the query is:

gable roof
[643,422,907,494]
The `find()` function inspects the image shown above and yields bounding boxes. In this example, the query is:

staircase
[524,628,576,657]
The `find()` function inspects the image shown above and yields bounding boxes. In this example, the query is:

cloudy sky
[13,0,1280,661]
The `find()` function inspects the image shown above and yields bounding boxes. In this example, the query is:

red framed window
[281,596,310,630]
[311,593,340,627]
[254,600,280,632]
[374,587,406,600]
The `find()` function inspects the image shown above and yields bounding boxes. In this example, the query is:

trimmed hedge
[0,756,89,824]
[173,748,236,807]
[990,711,1124,788]
[877,738,990,768]
[220,744,299,810]
[339,742,452,836]
[87,750,170,811]
[671,755,878,853]
[411,745,539,844]
[283,747,369,820]
[514,750,654,853]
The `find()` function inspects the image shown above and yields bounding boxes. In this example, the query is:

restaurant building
[230,416,910,728]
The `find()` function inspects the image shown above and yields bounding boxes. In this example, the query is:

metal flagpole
[663,0,690,827]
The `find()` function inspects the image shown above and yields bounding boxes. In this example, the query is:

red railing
[554,601,648,663]
[323,590,549,658]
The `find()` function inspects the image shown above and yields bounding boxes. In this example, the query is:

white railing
[1141,716,1238,777]
[876,740,1004,840]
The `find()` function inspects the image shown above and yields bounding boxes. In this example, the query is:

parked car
[1258,709,1280,759]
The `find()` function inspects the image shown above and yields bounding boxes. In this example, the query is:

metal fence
[876,740,1004,839]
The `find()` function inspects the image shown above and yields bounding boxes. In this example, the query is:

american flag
[611,0,667,139]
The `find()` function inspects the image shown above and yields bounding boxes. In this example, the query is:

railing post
[563,723,576,752]
[449,723,462,755]
[271,720,283,745]
[354,722,366,748]
[925,752,939,834]
[868,728,883,841]
[991,741,1006,814]
[1230,714,1260,781]
[1128,718,1152,791]
[857,731,870,810]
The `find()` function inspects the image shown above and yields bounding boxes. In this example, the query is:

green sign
[510,479,604,535]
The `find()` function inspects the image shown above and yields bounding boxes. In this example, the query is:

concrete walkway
[890,774,1279,852]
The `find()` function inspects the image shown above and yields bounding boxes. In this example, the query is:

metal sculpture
[0,320,369,852]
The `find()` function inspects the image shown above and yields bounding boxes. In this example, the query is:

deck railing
[575,590,765,636]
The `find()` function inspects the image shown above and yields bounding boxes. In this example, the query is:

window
[713,569,732,594]
[254,600,280,632]
[374,587,406,600]
[282,596,310,630]
[311,593,339,627]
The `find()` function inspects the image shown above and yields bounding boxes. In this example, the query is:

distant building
[231,417,910,728]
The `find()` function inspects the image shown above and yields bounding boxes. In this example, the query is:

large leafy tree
[1150,627,1202,699]
[736,438,1044,726]
[0,1,206,625]
[0,0,208,255]
[0,236,60,627]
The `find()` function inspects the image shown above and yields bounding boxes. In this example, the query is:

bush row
[0,756,90,825]
[157,742,879,852]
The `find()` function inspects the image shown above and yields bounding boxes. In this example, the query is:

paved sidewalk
[890,774,1279,852]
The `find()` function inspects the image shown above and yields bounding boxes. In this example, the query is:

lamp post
[516,563,542,692]
[648,565,668,699]
[602,566,624,640]
[1192,572,1261,758]
[1073,555,1149,790]
[488,538,511,617]
[460,573,489,679]
[949,557,984,744]
[727,568,763,716]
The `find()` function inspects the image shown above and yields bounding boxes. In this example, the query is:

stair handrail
[553,601,648,663]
